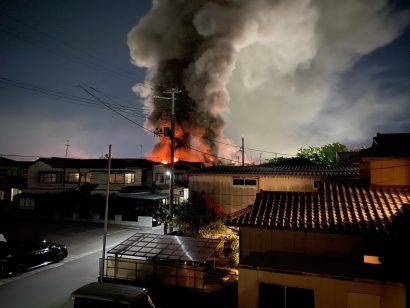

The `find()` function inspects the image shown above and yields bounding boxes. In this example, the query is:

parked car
[62,282,156,308]
[0,238,68,277]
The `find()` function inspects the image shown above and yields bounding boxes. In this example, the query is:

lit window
[38,172,63,184]
[68,172,80,183]
[125,173,135,184]
[364,255,381,265]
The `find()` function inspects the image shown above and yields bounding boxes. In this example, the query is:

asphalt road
[0,218,163,308]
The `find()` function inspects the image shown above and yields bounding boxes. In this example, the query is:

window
[80,173,91,183]
[109,173,135,184]
[156,173,165,184]
[125,173,135,184]
[68,172,80,183]
[110,173,124,184]
[19,197,35,210]
[233,178,257,186]
[259,283,314,308]
[67,172,91,183]
[38,172,63,184]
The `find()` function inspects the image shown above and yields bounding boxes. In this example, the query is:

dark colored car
[62,282,156,308]
[0,238,68,277]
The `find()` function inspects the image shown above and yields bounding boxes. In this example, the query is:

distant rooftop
[190,165,359,177]
[35,157,157,169]
[360,133,410,158]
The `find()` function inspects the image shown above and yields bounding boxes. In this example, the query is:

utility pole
[241,135,245,166]
[164,88,180,233]
[140,144,143,159]
[65,140,70,157]
[154,88,181,233]
[100,144,111,282]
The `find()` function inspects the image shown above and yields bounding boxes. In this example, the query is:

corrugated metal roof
[190,165,359,177]
[108,233,220,263]
[228,182,410,235]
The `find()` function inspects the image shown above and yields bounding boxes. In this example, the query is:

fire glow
[147,125,214,165]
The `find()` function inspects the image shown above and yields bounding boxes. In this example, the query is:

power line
[78,85,155,135]
[0,12,140,83]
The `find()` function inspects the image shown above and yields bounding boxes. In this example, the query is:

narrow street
[0,218,162,307]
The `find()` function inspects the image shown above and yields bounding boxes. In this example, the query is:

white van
[62,282,156,308]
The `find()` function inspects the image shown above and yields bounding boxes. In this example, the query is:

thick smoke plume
[128,0,408,162]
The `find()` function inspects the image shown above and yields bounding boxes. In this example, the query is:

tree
[174,191,225,237]
[297,142,348,165]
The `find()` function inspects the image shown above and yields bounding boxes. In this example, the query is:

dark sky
[1,0,409,162]
[1,0,153,160]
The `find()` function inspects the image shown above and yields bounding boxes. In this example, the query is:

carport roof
[107,233,220,263]
[115,192,168,200]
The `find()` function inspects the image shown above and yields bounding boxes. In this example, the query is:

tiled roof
[190,165,359,177]
[228,182,410,235]
[0,157,31,167]
[35,157,157,169]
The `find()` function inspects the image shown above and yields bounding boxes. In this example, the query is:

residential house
[0,157,29,204]
[358,133,410,187]
[17,157,166,225]
[228,183,410,308]
[189,163,359,214]
[23,157,157,195]
[153,160,205,204]
[226,133,410,308]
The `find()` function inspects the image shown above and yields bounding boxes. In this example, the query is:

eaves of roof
[35,157,157,169]
[190,165,359,177]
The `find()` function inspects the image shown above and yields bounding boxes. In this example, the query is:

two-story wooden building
[189,164,359,215]
[227,133,410,308]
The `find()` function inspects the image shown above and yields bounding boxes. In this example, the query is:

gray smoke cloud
[128,0,408,161]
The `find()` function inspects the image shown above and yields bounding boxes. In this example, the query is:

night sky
[1,0,409,162]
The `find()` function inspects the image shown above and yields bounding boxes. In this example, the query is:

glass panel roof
[107,233,221,263]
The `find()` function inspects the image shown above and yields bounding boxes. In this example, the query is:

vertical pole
[169,90,175,233]
[242,135,245,166]
[140,144,143,159]
[100,144,111,282]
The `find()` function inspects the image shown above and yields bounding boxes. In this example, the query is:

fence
[103,257,238,292]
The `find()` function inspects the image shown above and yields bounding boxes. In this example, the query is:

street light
[99,144,111,282]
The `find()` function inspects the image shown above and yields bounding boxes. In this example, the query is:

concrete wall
[240,227,364,260]
[239,268,405,308]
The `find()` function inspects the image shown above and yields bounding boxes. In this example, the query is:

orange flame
[147,125,214,165]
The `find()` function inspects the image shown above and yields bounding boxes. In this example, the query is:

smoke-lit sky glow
[1,0,409,162]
